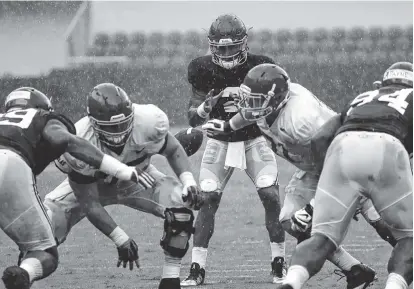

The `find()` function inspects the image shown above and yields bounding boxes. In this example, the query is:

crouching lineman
[43,83,202,289]
[278,62,413,289]
[203,64,381,288]
[0,87,140,289]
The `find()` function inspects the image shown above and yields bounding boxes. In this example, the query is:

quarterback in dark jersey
[0,87,141,289]
[279,62,413,289]
[182,14,286,286]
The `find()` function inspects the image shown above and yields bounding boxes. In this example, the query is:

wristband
[99,154,129,177]
[109,226,129,247]
[179,171,197,187]
[197,103,209,118]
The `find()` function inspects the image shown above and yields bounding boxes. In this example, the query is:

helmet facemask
[237,83,290,121]
[89,110,134,147]
[209,36,248,69]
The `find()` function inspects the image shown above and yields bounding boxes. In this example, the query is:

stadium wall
[0,2,81,76]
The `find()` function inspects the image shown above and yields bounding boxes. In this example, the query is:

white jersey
[55,103,169,177]
[257,83,337,173]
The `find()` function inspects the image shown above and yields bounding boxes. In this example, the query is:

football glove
[291,203,314,233]
[116,238,140,270]
[202,119,232,138]
[202,89,226,115]
[182,185,204,210]
[128,167,156,190]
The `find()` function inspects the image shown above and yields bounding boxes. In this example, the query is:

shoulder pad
[132,104,169,143]
[48,112,76,134]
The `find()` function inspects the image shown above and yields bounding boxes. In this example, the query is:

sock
[385,273,408,289]
[283,265,310,289]
[162,254,181,279]
[192,247,208,268]
[271,242,285,260]
[19,258,43,282]
[328,246,360,271]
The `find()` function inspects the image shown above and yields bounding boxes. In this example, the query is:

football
[174,127,204,156]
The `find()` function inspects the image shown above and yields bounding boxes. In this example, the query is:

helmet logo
[268,84,276,97]
[6,91,30,105]
[219,38,233,44]
[110,113,126,121]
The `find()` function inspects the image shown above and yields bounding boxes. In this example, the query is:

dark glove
[116,238,140,270]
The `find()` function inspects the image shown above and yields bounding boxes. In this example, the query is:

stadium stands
[85,26,412,61]
[0,25,412,126]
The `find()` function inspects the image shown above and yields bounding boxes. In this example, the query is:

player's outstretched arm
[160,131,203,209]
[42,118,141,182]
[69,179,140,270]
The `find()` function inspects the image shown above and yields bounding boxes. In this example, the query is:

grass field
[0,127,408,289]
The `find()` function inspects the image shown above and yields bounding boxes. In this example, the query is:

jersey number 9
[0,109,38,129]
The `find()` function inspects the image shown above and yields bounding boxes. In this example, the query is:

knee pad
[200,178,219,192]
[160,208,195,258]
[256,174,278,189]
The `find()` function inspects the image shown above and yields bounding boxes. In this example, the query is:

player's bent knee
[160,208,195,258]
[256,175,277,189]
[200,179,219,192]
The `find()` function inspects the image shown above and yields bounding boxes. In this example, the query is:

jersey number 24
[347,88,412,115]
[0,109,38,129]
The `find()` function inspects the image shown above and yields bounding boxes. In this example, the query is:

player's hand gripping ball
[174,128,204,156]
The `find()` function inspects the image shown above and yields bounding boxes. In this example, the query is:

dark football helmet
[208,14,248,69]
[4,87,53,112]
[382,61,413,88]
[87,83,134,147]
[237,64,290,121]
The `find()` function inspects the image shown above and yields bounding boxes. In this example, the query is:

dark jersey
[187,53,276,142]
[337,86,413,154]
[0,108,76,175]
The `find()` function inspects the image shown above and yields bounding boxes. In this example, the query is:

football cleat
[159,277,180,289]
[180,262,205,287]
[271,257,287,284]
[334,263,377,289]
[2,266,30,289]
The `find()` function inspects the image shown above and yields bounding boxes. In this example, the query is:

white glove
[202,119,232,138]
[291,202,314,233]
[116,166,156,189]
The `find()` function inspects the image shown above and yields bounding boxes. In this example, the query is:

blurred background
[0,1,412,125]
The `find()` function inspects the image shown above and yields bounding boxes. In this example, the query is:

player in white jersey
[43,83,202,289]
[203,64,388,288]
[277,62,413,289]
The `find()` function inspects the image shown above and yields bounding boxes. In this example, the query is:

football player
[204,64,381,288]
[0,87,140,289]
[181,14,286,286]
[277,62,413,289]
[43,83,202,289]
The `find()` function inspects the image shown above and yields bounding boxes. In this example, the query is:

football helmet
[4,87,53,112]
[87,83,134,147]
[382,61,413,88]
[238,64,290,121]
[208,14,248,69]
